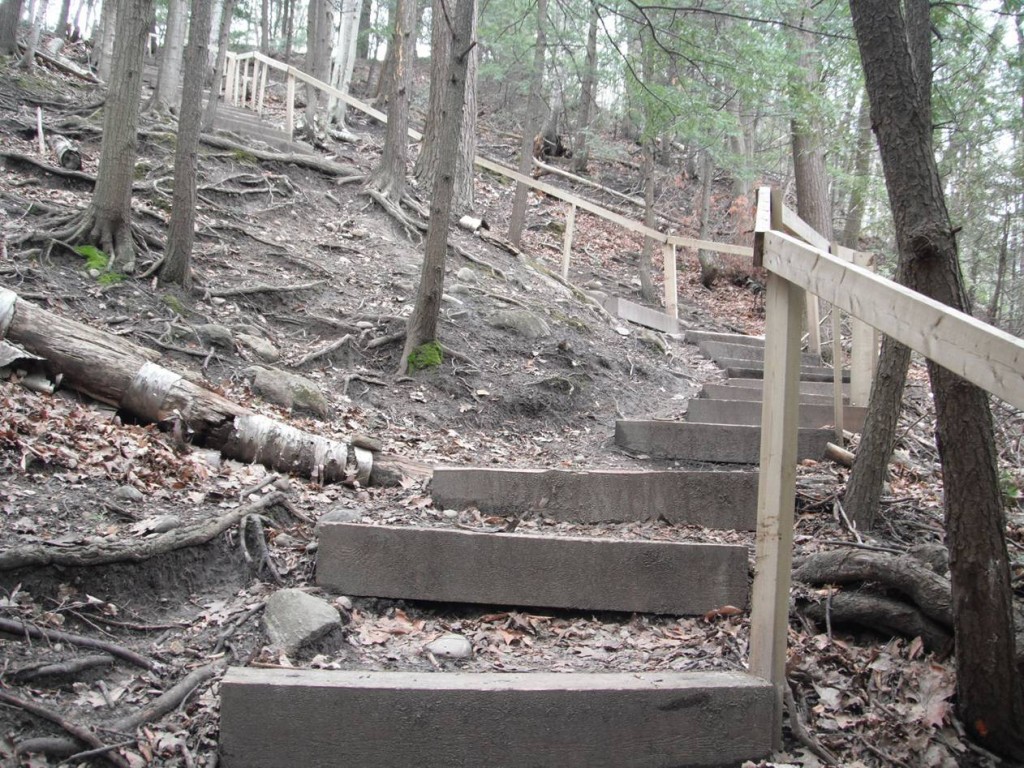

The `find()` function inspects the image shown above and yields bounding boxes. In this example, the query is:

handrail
[748,185,1024,749]
[221,51,752,262]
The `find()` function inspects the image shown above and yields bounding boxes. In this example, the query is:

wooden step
[603,295,678,334]
[698,339,820,367]
[701,382,848,405]
[616,420,832,463]
[686,398,867,431]
[723,378,849,396]
[721,359,849,382]
[220,667,775,768]
[685,330,765,347]
[317,523,748,615]
[430,467,758,530]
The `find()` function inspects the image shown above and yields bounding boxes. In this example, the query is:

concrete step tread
[698,339,820,367]
[724,361,850,383]
[615,419,832,463]
[430,466,758,530]
[317,522,749,615]
[724,378,850,395]
[701,383,849,405]
[685,330,766,347]
[686,398,866,431]
[220,667,774,768]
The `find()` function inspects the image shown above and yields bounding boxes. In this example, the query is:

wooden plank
[780,203,830,252]
[830,240,844,441]
[561,203,575,280]
[764,231,1024,411]
[753,187,772,267]
[846,246,877,406]
[285,73,295,139]
[220,668,775,768]
[664,243,677,320]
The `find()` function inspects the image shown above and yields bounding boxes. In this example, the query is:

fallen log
[0,287,429,487]
[51,135,83,171]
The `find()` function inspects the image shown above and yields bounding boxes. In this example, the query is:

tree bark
[365,0,416,202]
[506,0,547,248]
[202,0,236,131]
[329,0,360,124]
[695,150,720,288]
[398,0,474,374]
[638,135,657,303]
[849,0,1024,758]
[356,0,370,59]
[840,94,873,250]
[160,0,212,289]
[55,0,70,36]
[0,288,429,487]
[17,0,46,71]
[0,0,24,56]
[148,0,187,113]
[94,0,117,81]
[570,2,597,175]
[304,0,332,126]
[260,0,270,53]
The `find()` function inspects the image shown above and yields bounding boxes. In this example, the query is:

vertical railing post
[258,59,269,116]
[830,241,845,442]
[850,250,876,406]
[749,187,802,750]
[285,71,296,139]
[225,55,237,105]
[663,243,677,320]
[250,59,260,111]
[561,204,576,280]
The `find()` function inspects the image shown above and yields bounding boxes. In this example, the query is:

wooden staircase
[218,328,861,767]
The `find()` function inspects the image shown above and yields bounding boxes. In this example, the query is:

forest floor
[0,47,1023,768]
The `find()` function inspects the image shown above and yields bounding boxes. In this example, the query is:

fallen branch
[195,132,361,177]
[0,617,161,670]
[0,491,287,571]
[290,334,354,367]
[1,691,128,768]
[205,279,326,298]
[0,149,96,185]
[12,653,115,683]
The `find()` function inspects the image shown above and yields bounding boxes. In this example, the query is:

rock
[456,267,476,283]
[195,323,234,349]
[486,309,551,339]
[425,633,473,659]
[248,366,330,419]
[237,333,281,363]
[263,589,342,654]
[132,515,182,535]
[393,261,420,276]
[447,283,474,296]
[317,507,362,529]
[442,293,463,305]
[273,533,302,549]
[638,330,668,353]
[392,279,414,294]
[585,290,609,308]
[114,485,144,504]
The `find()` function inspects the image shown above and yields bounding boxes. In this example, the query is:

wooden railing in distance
[748,186,1024,747]
[221,51,751,322]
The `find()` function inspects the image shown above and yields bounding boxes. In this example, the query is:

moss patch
[408,341,443,372]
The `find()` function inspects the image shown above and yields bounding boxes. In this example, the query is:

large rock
[248,366,330,419]
[263,589,342,654]
[237,333,281,363]
[486,309,551,339]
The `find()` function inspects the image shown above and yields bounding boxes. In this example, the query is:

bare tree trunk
[304,0,331,126]
[147,0,187,113]
[0,0,25,56]
[56,0,70,36]
[372,0,396,107]
[506,0,547,248]
[638,135,657,303]
[160,0,213,289]
[356,0,370,59]
[570,2,597,175]
[415,0,476,213]
[202,0,236,131]
[365,0,415,202]
[95,0,117,81]
[18,0,47,71]
[398,0,474,374]
[840,94,873,249]
[329,0,360,124]
[207,0,222,67]
[987,213,1010,326]
[260,0,270,53]
[695,150,720,288]
[850,0,1024,758]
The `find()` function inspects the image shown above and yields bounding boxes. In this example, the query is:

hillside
[0,49,1019,768]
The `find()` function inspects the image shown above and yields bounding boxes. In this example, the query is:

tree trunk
[987,213,1010,325]
[95,0,117,81]
[638,135,657,303]
[840,94,873,249]
[81,0,151,273]
[17,0,47,71]
[148,0,187,113]
[201,0,236,132]
[695,150,719,288]
[330,0,360,125]
[55,0,70,36]
[506,0,547,248]
[570,2,597,175]
[365,0,416,202]
[0,0,24,56]
[304,0,332,126]
[415,0,476,214]
[356,0,370,59]
[849,0,1024,758]
[372,0,396,107]
[260,0,270,53]
[160,0,212,289]
[398,0,474,374]
[207,0,222,67]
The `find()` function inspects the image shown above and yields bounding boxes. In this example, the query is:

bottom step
[220,667,774,768]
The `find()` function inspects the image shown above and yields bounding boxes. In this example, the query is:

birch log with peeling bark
[0,288,428,486]
[51,135,83,171]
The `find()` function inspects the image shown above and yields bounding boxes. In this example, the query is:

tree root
[12,653,116,683]
[364,188,427,239]
[290,334,354,367]
[2,690,129,768]
[798,591,953,653]
[0,149,96,186]
[0,491,288,570]
[784,682,839,766]
[13,663,222,763]
[0,617,162,671]
[204,279,327,298]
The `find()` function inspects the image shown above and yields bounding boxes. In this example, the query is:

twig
[0,617,161,671]
[239,473,282,501]
[818,539,904,555]
[0,690,129,768]
[784,683,839,766]
[12,654,115,683]
[213,604,266,655]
